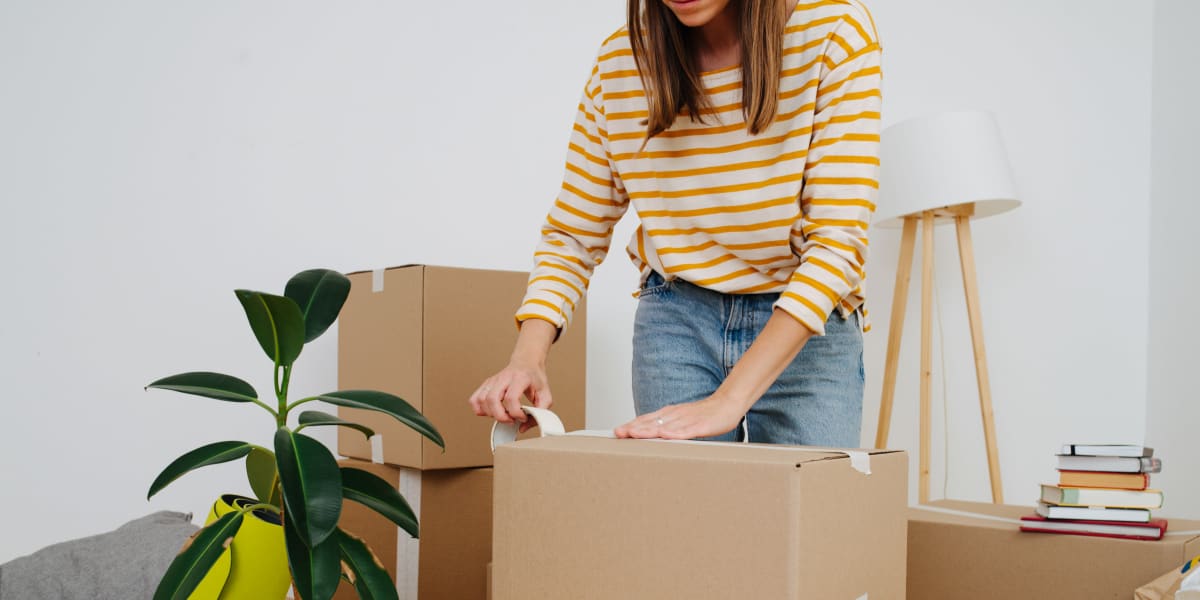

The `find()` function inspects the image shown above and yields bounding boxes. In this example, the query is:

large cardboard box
[908,499,1200,599]
[337,265,586,470]
[493,436,908,599]
[333,459,494,600]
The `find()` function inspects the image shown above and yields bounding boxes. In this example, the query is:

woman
[469,0,881,446]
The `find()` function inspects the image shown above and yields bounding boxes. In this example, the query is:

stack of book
[1020,443,1168,540]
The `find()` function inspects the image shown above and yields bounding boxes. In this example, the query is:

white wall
[1146,0,1200,518]
[0,0,1175,563]
[866,0,1154,506]
[0,0,628,564]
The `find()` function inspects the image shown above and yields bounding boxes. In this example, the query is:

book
[1056,455,1162,473]
[1060,444,1153,458]
[1059,470,1149,490]
[1036,501,1151,523]
[1020,514,1168,541]
[1040,484,1163,509]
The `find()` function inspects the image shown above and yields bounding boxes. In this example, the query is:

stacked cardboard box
[909,500,1200,599]
[332,265,587,600]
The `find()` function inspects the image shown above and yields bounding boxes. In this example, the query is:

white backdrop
[0,0,1187,564]
[1146,0,1200,519]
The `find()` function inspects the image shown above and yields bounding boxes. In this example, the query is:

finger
[531,383,553,410]
[468,386,486,416]
[624,413,668,439]
[470,379,495,417]
[501,375,529,423]
[484,376,514,424]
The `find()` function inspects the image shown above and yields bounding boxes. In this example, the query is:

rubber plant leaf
[298,411,375,440]
[152,511,243,600]
[148,441,253,500]
[234,290,305,367]
[340,467,418,540]
[274,428,342,547]
[312,390,443,449]
[146,372,258,403]
[284,269,351,343]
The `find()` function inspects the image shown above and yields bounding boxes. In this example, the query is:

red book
[1020,514,1168,541]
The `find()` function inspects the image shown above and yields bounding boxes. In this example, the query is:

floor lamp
[872,110,1020,504]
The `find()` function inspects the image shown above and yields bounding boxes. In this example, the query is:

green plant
[146,269,442,600]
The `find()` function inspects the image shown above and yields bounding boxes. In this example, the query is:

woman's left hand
[614,393,746,440]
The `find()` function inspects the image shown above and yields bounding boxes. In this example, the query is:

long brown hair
[628,0,788,143]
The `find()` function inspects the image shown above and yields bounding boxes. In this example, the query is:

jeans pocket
[638,270,672,298]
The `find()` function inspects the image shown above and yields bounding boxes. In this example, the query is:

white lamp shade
[874,110,1020,227]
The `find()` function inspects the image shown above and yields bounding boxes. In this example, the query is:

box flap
[344,264,423,277]
[911,500,1200,542]
[505,435,894,468]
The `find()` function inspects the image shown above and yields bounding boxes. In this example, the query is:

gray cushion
[0,511,199,600]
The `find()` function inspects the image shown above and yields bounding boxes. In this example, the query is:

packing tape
[372,268,385,292]
[490,406,567,452]
[371,434,384,464]
[489,407,870,474]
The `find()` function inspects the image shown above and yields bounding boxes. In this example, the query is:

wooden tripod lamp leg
[919,211,935,504]
[955,216,1004,504]
[875,217,919,449]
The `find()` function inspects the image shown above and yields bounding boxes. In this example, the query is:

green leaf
[245,448,278,505]
[340,467,418,539]
[152,511,243,600]
[148,441,253,500]
[335,528,399,600]
[284,511,340,600]
[298,411,375,440]
[274,429,342,547]
[146,372,258,403]
[312,390,443,449]
[284,269,351,344]
[235,290,305,367]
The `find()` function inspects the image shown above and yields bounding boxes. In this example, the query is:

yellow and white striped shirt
[518,0,881,336]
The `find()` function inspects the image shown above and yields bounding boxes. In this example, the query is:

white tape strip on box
[489,406,871,474]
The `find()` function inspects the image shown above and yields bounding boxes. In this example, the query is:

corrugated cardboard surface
[337,265,586,470]
[908,499,1200,599]
[493,436,907,599]
[333,459,493,600]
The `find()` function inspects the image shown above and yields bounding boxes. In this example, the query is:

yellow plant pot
[189,494,291,600]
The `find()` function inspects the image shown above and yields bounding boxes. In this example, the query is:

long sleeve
[774,9,882,335]
[516,59,631,330]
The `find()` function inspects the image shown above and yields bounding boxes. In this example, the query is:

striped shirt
[518,0,882,336]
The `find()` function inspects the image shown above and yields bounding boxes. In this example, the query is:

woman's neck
[692,2,741,72]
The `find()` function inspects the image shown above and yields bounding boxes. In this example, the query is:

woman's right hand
[469,318,558,433]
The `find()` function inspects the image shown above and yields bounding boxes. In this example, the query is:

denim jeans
[632,270,864,447]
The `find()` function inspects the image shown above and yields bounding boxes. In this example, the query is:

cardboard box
[337,265,586,470]
[908,499,1200,599]
[333,459,493,600]
[493,436,908,599]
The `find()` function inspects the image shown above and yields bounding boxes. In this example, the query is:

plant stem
[278,364,293,423]
[274,363,286,427]
[288,396,319,411]
[250,398,279,418]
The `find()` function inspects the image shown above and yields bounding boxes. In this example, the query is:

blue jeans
[631,270,864,447]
